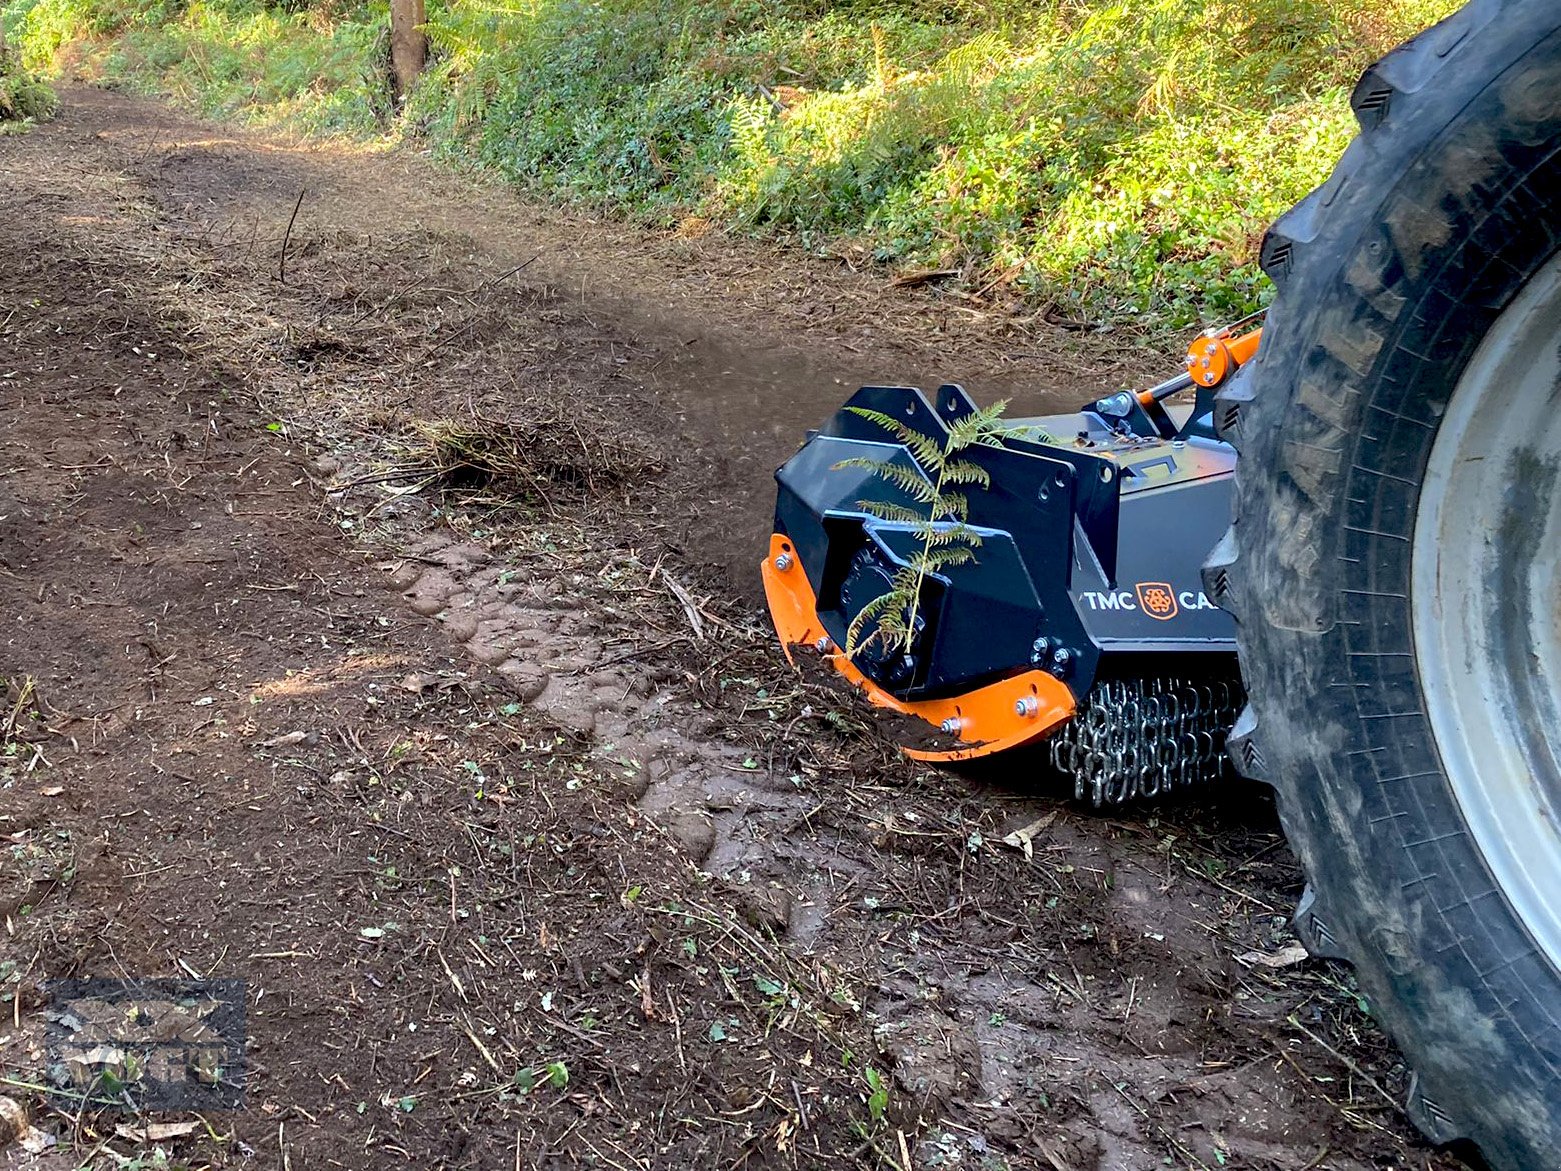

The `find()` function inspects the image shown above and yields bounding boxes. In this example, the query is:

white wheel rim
[1413,250,1561,971]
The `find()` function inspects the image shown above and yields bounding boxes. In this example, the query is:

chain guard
[1049,676,1244,807]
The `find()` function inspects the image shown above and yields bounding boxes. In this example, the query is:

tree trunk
[389,0,426,103]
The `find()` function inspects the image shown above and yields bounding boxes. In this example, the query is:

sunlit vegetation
[3,0,1461,324]
[0,37,58,127]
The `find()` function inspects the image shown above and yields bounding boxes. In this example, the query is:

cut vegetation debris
[409,412,664,507]
[4,0,1460,325]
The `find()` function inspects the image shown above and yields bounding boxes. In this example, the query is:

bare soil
[0,87,1469,1171]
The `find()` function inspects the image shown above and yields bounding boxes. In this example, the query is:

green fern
[834,398,1012,660]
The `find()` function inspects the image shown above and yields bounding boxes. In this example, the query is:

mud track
[0,89,1465,1170]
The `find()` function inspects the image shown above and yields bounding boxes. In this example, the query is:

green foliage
[8,0,388,133]
[0,43,59,124]
[407,0,745,214]
[1,0,1462,324]
[863,1064,889,1124]
[718,0,1460,324]
[834,398,1011,659]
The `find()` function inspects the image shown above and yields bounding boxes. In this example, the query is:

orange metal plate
[760,533,1075,762]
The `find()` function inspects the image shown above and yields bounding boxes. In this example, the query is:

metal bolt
[1014,696,1039,718]
[774,552,794,572]
[814,637,832,654]
[1052,647,1072,665]
[939,717,962,735]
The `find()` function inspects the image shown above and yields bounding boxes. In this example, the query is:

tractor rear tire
[1205,2,1561,1166]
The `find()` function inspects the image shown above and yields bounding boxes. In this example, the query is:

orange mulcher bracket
[760,534,1075,763]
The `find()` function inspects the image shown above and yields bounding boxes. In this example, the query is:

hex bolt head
[939,717,962,735]
[774,553,794,572]
[814,636,832,654]
[1014,696,1039,718]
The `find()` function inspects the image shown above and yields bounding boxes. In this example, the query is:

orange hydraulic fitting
[1185,317,1263,389]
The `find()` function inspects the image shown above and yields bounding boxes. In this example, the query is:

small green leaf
[708,1021,727,1042]
[398,1096,417,1113]
[864,1066,889,1122]
[544,1060,569,1088]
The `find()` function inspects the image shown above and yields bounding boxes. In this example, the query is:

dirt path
[0,88,1463,1171]
[32,87,1159,601]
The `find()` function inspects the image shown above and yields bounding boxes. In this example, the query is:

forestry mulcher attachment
[766,4,1561,1167]
[762,318,1259,806]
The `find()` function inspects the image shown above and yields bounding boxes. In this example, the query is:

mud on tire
[1204,3,1561,1166]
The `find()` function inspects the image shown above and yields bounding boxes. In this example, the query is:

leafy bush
[0,43,59,125]
[1,0,1463,326]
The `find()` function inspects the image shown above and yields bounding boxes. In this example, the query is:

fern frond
[904,430,948,473]
[833,394,1016,670]
[857,500,930,525]
[845,592,897,656]
[841,405,906,435]
[939,459,992,488]
[830,455,924,496]
[920,544,977,569]
[929,491,967,521]
[888,564,922,596]
[855,461,937,504]
[730,93,774,168]
[947,398,1012,449]
[922,523,981,549]
[842,406,945,471]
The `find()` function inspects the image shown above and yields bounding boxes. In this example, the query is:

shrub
[0,42,59,124]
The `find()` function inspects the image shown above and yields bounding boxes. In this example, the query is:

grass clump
[3,0,1462,325]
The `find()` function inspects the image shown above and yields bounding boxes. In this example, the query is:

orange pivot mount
[760,533,1076,762]
[1184,314,1263,389]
